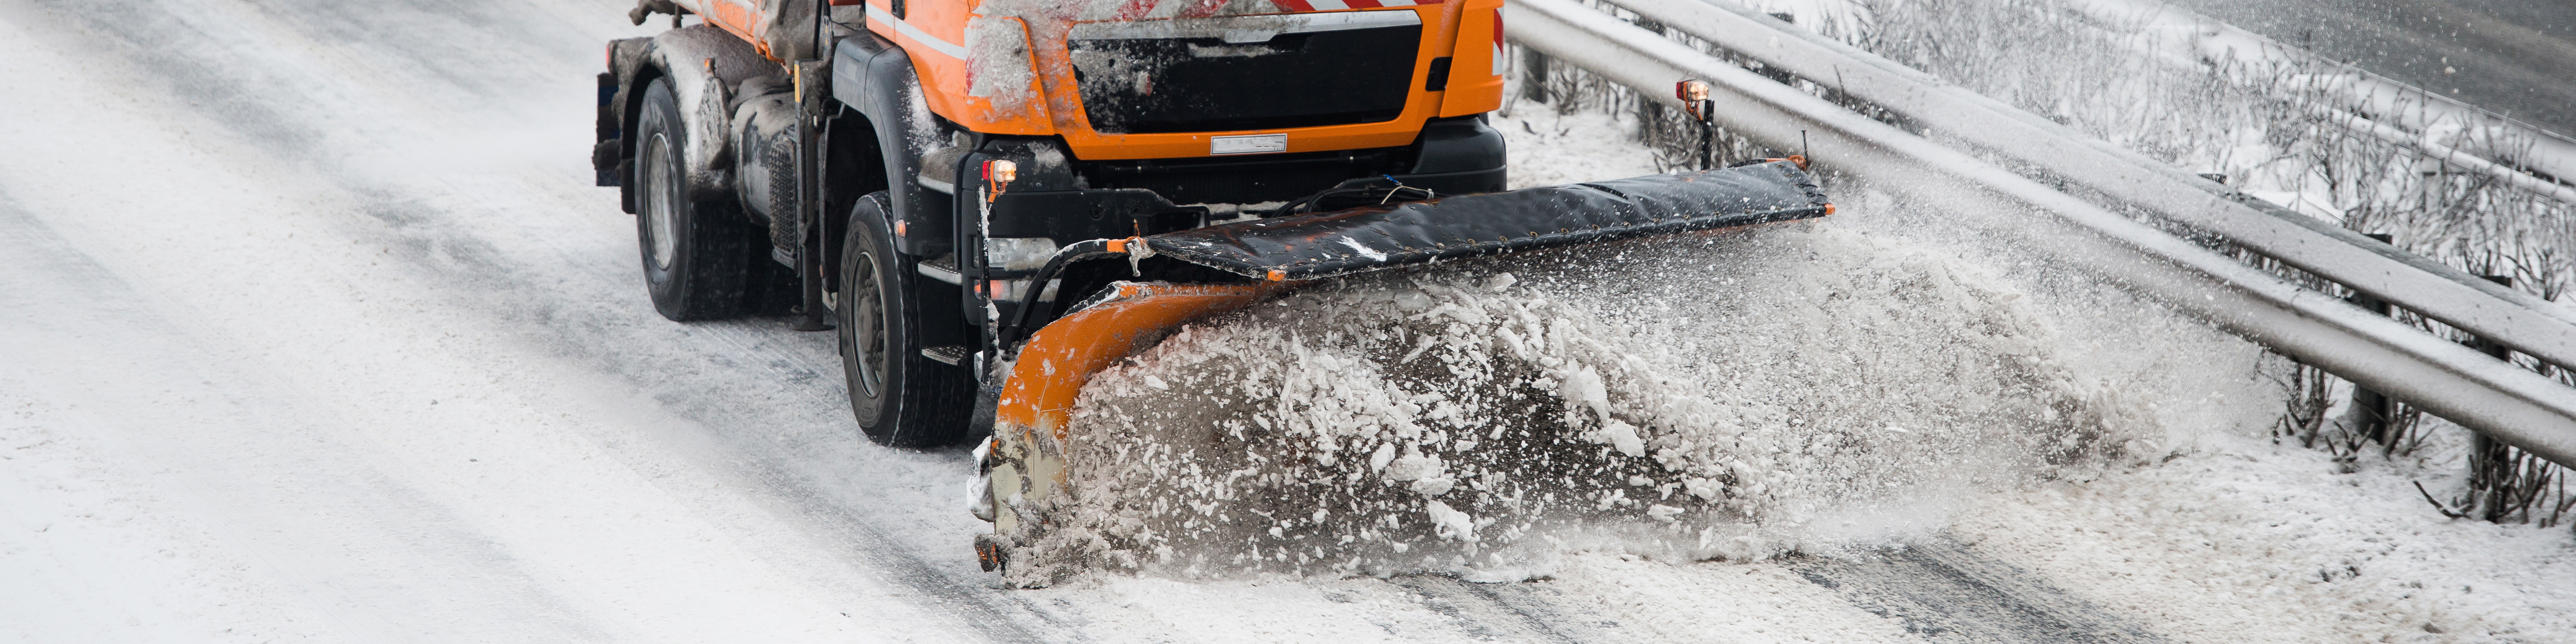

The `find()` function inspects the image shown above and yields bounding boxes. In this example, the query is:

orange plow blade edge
[978,282,1270,566]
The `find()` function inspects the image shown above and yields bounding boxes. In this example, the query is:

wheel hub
[642,133,679,271]
[847,251,887,400]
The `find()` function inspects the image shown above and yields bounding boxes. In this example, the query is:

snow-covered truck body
[587,0,1831,573]
[593,0,1514,436]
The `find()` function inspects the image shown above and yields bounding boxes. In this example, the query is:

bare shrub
[1825,0,2571,521]
[1517,0,2573,523]
[2265,355,2333,450]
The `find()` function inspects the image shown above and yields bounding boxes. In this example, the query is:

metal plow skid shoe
[974,160,1833,575]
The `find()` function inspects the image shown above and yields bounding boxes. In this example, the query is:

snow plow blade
[1149,160,1830,281]
[975,161,1830,575]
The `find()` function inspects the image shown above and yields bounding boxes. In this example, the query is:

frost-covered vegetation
[1517,0,2576,531]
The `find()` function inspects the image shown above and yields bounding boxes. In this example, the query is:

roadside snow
[1960,426,2576,641]
[1490,108,1662,189]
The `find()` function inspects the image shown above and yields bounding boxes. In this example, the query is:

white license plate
[1210,134,1289,156]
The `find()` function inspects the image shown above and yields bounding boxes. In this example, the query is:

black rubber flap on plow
[1143,160,1829,280]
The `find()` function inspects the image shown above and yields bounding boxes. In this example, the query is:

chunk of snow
[1424,500,1477,542]
[1598,420,1646,457]
[1383,450,1443,482]
[1367,442,1395,473]
[965,471,995,522]
[1337,236,1388,261]
[1684,477,1722,500]
[1558,365,1612,426]
[1645,504,1684,522]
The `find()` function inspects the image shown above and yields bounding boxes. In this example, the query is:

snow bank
[1957,420,2576,641]
[1005,223,2161,584]
[1489,108,1662,190]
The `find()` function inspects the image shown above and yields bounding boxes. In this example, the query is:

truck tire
[840,192,973,446]
[633,77,754,321]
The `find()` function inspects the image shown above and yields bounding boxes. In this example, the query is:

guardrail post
[2468,275,2523,521]
[1522,49,1552,104]
[2349,232,2398,443]
[1628,17,1679,149]
[2472,275,2517,362]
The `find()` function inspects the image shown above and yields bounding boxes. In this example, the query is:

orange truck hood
[679,0,1506,160]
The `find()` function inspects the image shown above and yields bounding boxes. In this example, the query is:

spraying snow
[1004,222,2158,584]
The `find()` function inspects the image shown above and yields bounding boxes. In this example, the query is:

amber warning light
[1675,79,1722,169]
[983,159,1018,202]
[1676,79,1711,102]
[1676,80,1716,122]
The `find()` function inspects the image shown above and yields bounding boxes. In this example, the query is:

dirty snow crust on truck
[587,0,1830,574]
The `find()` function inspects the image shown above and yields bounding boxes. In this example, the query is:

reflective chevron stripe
[1272,0,1443,11]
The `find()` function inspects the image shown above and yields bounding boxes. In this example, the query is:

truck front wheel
[632,77,754,321]
[840,193,973,447]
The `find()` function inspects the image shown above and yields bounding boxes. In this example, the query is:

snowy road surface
[1,0,2570,642]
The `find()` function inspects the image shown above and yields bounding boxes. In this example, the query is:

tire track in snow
[0,194,634,642]
[0,0,1051,640]
[1795,539,2161,643]
[1387,576,1645,644]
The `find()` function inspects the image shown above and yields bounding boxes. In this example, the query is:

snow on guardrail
[1505,0,2576,467]
[1595,0,2576,371]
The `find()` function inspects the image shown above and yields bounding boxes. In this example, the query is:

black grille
[1076,148,1412,205]
[1069,24,1420,135]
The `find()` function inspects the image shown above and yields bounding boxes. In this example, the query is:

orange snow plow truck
[592,0,1830,570]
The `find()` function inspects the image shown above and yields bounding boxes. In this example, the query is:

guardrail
[1506,0,2576,467]
[1598,0,2576,371]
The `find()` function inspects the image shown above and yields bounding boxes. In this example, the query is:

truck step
[915,254,963,285]
[921,346,970,366]
[916,134,971,195]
